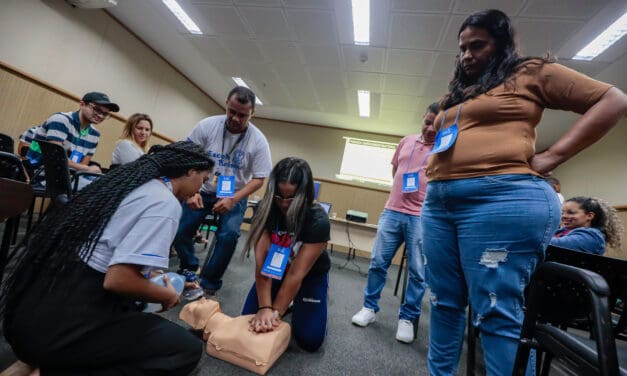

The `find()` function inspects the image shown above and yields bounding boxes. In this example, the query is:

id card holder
[69,150,84,163]
[216,175,235,198]
[431,124,458,154]
[260,243,290,280]
[402,172,419,193]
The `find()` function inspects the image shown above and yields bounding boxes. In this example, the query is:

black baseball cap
[82,92,120,112]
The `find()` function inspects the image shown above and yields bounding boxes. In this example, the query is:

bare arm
[531,87,627,174]
[249,231,278,332]
[104,264,178,311]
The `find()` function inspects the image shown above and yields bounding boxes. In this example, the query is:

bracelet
[257,306,273,312]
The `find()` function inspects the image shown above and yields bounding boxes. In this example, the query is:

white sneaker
[395,319,414,343]
[352,307,376,327]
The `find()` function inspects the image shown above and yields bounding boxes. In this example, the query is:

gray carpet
[0,228,474,375]
[160,234,471,376]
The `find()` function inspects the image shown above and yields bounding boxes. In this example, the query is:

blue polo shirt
[26,111,100,167]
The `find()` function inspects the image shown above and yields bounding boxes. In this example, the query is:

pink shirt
[385,135,433,216]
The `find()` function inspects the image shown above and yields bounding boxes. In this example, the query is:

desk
[329,217,378,274]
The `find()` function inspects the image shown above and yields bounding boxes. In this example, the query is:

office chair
[513,261,624,375]
[0,132,14,153]
[0,178,34,281]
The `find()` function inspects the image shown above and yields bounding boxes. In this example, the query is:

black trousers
[4,263,203,375]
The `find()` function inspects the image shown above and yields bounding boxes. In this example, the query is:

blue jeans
[363,209,426,321]
[173,191,247,291]
[422,174,560,376]
[242,272,328,352]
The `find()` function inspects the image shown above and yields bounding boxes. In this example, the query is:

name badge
[431,124,458,154]
[69,150,84,163]
[402,172,419,193]
[261,243,290,280]
[216,175,235,198]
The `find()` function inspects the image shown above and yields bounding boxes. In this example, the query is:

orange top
[426,60,612,181]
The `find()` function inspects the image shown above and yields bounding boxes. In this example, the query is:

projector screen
[336,137,397,186]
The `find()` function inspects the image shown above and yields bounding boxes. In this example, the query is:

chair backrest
[545,245,627,310]
[0,151,27,181]
[38,140,72,200]
[0,178,34,218]
[0,133,14,153]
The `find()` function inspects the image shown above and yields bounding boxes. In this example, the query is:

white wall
[0,0,222,141]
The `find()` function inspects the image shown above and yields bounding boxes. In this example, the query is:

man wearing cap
[26,92,120,173]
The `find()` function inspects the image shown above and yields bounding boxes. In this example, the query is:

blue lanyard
[437,103,464,132]
[404,137,431,173]
[160,176,173,192]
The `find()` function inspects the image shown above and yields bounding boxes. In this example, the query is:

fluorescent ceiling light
[351,0,370,46]
[358,90,370,117]
[573,12,627,60]
[162,0,202,35]
[232,77,263,105]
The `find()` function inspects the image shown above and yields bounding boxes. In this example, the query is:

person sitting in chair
[550,196,624,255]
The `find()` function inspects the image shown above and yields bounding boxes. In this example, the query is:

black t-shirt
[271,203,331,276]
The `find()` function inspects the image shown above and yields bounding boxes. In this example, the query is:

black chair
[0,178,34,281]
[513,259,626,375]
[0,132,14,153]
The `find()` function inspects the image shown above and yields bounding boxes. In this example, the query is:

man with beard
[174,86,272,297]
[351,102,439,344]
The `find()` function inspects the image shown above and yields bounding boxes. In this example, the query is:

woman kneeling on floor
[242,157,330,352]
[1,141,213,375]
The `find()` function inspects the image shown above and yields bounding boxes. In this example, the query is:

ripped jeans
[421,174,560,376]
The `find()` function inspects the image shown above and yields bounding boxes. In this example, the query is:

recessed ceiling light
[358,90,370,117]
[232,77,264,105]
[162,0,202,35]
[351,0,370,46]
[573,12,627,61]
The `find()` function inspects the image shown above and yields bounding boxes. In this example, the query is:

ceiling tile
[239,63,280,86]
[384,75,427,96]
[521,0,612,19]
[282,0,333,9]
[342,46,385,73]
[223,40,267,62]
[431,52,457,80]
[191,0,231,4]
[347,72,384,91]
[191,5,250,37]
[453,0,524,15]
[381,94,422,111]
[390,0,453,12]
[309,69,345,90]
[284,85,320,111]
[239,7,291,40]
[386,50,435,76]
[515,19,584,56]
[234,0,282,5]
[257,84,292,106]
[300,44,341,67]
[439,14,468,51]
[318,90,348,114]
[188,36,233,60]
[424,77,448,102]
[389,13,447,49]
[380,109,418,126]
[287,9,338,43]
[258,41,302,65]
[272,63,311,87]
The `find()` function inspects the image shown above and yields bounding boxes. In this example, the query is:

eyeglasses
[273,195,294,203]
[88,103,111,119]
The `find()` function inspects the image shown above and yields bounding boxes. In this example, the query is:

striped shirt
[19,126,39,144]
[26,111,100,166]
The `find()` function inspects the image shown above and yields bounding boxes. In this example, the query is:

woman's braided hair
[1,141,213,319]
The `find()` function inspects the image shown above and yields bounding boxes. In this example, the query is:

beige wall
[0,0,223,149]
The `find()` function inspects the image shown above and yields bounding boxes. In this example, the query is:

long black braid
[0,141,214,320]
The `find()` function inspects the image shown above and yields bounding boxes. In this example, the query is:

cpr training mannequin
[180,298,290,375]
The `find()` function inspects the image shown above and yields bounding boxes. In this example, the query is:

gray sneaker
[352,307,376,327]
